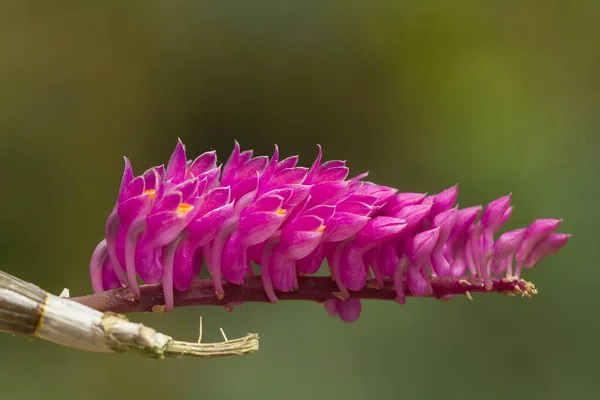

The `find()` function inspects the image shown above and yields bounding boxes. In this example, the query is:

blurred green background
[0,1,596,399]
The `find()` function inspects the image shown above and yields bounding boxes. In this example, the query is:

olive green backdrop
[0,1,596,399]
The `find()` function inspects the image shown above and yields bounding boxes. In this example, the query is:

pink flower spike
[88,140,569,322]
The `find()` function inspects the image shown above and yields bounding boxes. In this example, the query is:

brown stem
[70,276,536,314]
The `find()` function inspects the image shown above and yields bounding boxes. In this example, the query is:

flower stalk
[71,275,536,314]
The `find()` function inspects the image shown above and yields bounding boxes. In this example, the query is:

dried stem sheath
[0,270,258,358]
[71,275,537,314]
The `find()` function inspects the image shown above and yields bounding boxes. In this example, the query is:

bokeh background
[0,1,597,399]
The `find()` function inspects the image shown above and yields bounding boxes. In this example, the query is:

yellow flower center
[143,189,156,200]
[177,203,194,214]
[276,208,286,215]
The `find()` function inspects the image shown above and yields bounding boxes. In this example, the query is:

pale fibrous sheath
[0,270,258,359]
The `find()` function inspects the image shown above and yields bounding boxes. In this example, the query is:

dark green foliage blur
[0,1,596,399]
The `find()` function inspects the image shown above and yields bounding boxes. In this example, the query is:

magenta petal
[221,141,242,186]
[450,248,468,277]
[231,174,259,201]
[320,160,346,170]
[258,240,279,302]
[123,176,145,201]
[187,203,235,245]
[355,217,407,248]
[409,227,440,266]
[327,212,370,242]
[335,298,362,323]
[525,233,570,268]
[171,178,199,202]
[343,194,378,206]
[161,239,179,312]
[238,211,285,246]
[117,157,135,203]
[493,229,525,259]
[104,211,127,285]
[197,187,231,216]
[481,194,512,231]
[359,184,397,207]
[101,257,121,291]
[324,299,338,318]
[430,208,458,277]
[250,194,285,213]
[296,244,326,274]
[238,150,253,165]
[221,232,249,284]
[269,250,295,292]
[393,257,409,303]
[262,188,293,205]
[449,206,482,239]
[407,264,428,297]
[270,167,308,186]
[395,203,432,229]
[118,194,153,227]
[258,145,279,192]
[430,184,458,218]
[336,201,373,216]
[280,230,324,260]
[304,205,336,223]
[234,190,257,215]
[492,256,512,276]
[516,219,563,264]
[309,181,350,205]
[142,166,162,191]
[305,145,323,184]
[90,240,109,293]
[196,166,222,191]
[499,206,514,228]
[433,207,458,244]
[431,251,451,277]
[124,218,149,298]
[314,166,350,183]
[208,219,238,298]
[146,211,190,246]
[187,151,217,177]
[285,215,323,232]
[281,184,311,208]
[276,155,299,171]
[153,191,182,213]
[235,156,268,180]
[173,236,195,291]
[376,243,400,276]
[166,139,187,183]
[382,192,426,215]
[340,244,367,291]
[134,234,163,284]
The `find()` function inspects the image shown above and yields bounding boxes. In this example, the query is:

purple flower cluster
[90,140,569,319]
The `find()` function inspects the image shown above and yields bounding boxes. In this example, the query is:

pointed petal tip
[270,144,280,162]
